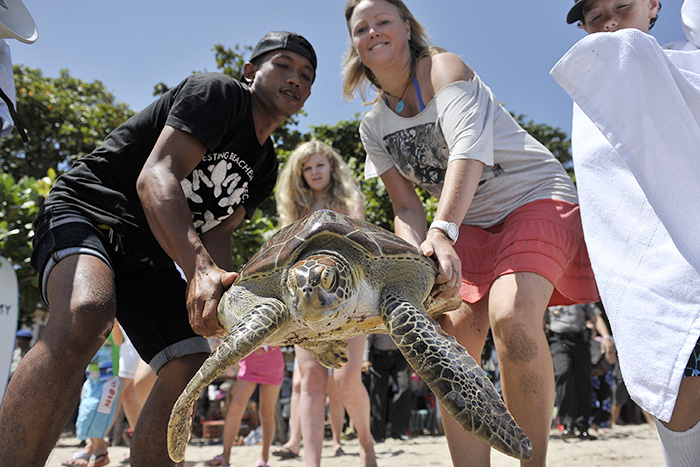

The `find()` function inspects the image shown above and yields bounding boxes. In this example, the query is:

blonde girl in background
[275,141,376,467]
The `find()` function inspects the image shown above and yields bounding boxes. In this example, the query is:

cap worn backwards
[249,31,317,75]
[567,0,587,24]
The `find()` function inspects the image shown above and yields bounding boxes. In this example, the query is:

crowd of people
[1,0,699,466]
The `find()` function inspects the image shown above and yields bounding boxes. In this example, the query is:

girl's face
[348,0,411,70]
[302,152,333,195]
[581,0,659,33]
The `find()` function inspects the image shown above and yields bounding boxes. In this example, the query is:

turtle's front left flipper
[167,297,289,462]
[380,289,532,461]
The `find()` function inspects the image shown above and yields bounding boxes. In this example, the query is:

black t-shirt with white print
[43,73,278,260]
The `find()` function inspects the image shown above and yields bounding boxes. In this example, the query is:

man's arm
[136,125,236,337]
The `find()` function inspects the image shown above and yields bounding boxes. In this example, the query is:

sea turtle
[168,210,532,461]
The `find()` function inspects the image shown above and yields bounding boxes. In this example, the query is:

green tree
[1,66,134,180]
[0,169,56,326]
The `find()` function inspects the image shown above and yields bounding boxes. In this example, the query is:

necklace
[383,75,412,113]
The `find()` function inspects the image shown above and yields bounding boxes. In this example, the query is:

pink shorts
[455,199,599,306]
[237,346,284,386]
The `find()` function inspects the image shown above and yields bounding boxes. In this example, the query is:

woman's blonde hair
[276,141,364,227]
[342,0,442,103]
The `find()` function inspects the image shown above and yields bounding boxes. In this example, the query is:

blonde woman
[343,1,599,465]
[275,141,376,467]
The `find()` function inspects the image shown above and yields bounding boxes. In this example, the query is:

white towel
[567,105,700,422]
[0,40,15,138]
[551,28,700,274]
[550,15,700,421]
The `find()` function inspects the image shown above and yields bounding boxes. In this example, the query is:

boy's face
[581,0,659,33]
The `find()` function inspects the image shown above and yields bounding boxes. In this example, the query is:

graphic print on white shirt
[181,151,253,233]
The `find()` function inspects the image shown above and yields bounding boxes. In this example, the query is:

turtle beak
[289,263,341,321]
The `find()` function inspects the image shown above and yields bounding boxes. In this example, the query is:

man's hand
[186,268,237,337]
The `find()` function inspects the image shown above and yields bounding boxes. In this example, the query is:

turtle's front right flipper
[167,296,289,462]
[380,289,532,461]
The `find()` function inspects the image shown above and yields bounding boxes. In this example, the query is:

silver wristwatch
[429,220,459,244]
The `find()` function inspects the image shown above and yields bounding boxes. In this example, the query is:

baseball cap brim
[567,1,586,24]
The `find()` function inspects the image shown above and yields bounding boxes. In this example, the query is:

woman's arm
[380,167,427,249]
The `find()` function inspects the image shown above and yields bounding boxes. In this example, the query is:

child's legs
[297,346,328,467]
[334,336,375,464]
[222,379,258,461]
[663,376,700,430]
[258,383,282,463]
[326,376,344,450]
[654,377,700,467]
[280,361,302,451]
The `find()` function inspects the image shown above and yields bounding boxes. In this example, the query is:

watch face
[447,223,459,240]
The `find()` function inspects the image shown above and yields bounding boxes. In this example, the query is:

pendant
[395,100,405,113]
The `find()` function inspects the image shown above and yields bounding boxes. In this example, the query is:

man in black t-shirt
[0,31,316,466]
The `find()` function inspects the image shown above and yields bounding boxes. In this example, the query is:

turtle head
[286,252,357,324]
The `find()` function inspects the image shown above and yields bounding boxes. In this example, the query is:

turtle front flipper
[298,339,349,369]
[380,289,533,461]
[167,297,289,463]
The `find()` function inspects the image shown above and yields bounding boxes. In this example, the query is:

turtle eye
[321,267,337,290]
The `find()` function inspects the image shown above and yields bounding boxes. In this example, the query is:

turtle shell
[239,210,419,277]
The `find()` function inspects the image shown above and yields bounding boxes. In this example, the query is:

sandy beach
[46,423,664,467]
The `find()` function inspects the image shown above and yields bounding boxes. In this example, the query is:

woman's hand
[420,229,462,299]
[186,267,237,337]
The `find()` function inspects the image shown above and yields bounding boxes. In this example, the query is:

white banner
[0,256,19,405]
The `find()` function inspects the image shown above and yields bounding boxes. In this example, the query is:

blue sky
[8,0,685,137]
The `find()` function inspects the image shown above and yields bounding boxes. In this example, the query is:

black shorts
[31,205,210,373]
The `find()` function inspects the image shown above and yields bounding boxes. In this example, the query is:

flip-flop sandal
[272,447,299,459]
[88,453,110,467]
[204,455,230,466]
[334,447,346,457]
[62,451,91,467]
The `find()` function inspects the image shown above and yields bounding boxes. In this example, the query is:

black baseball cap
[567,0,588,24]
[249,31,317,75]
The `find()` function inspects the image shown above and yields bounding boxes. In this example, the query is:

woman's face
[302,152,333,195]
[348,0,411,70]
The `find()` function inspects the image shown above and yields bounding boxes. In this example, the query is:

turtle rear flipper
[380,289,533,461]
[298,339,349,369]
[167,298,289,462]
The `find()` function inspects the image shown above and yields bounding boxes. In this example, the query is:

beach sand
[46,423,664,466]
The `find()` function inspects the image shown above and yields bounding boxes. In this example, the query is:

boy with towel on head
[550,1,700,466]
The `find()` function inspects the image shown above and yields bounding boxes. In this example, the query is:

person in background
[273,361,347,459]
[362,334,411,442]
[0,30,316,466]
[10,329,32,378]
[205,345,284,467]
[342,1,599,465]
[551,1,700,465]
[63,324,122,467]
[546,303,614,440]
[275,140,376,467]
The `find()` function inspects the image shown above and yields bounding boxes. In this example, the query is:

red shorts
[455,199,599,306]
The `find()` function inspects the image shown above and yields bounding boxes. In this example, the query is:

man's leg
[0,255,117,467]
[129,352,208,466]
[550,339,575,433]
